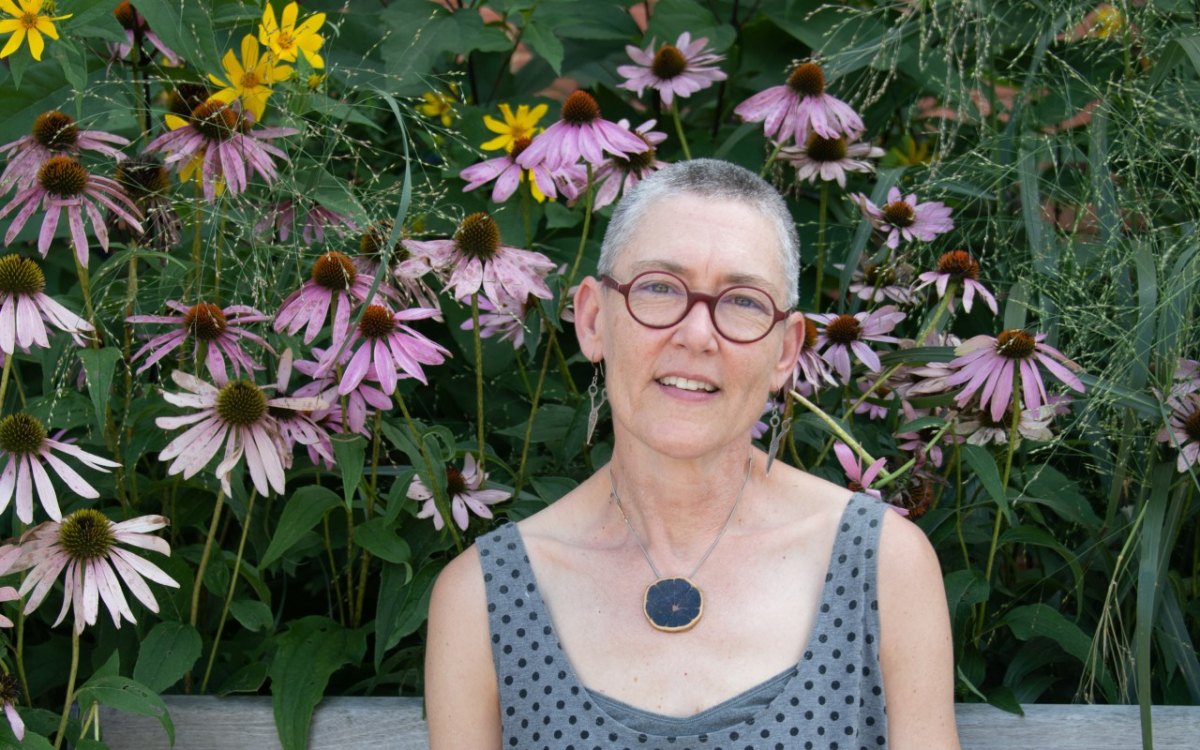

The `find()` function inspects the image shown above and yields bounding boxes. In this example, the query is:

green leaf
[259,486,342,568]
[229,599,274,632]
[1005,604,1092,662]
[1018,141,1056,274]
[1003,281,1030,332]
[47,39,86,118]
[1136,464,1173,724]
[521,21,564,76]
[133,0,222,73]
[895,416,945,434]
[133,621,202,693]
[0,728,55,750]
[381,5,460,93]
[644,0,735,52]
[374,560,412,668]
[269,617,366,750]
[986,685,1025,716]
[943,568,989,627]
[998,525,1085,615]
[960,445,1007,510]
[331,434,366,509]
[216,661,269,697]
[76,347,122,436]
[544,201,582,229]
[1151,35,1200,89]
[354,518,412,565]
[384,561,443,652]
[75,676,174,747]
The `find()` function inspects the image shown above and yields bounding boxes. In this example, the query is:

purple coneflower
[0,156,142,266]
[354,222,440,311]
[295,346,392,437]
[460,291,530,350]
[108,2,182,66]
[110,156,182,251]
[1,671,23,739]
[841,258,917,305]
[418,212,555,304]
[0,413,121,523]
[792,314,837,391]
[915,250,997,315]
[849,186,954,249]
[1158,391,1200,473]
[516,90,648,170]
[410,454,509,531]
[779,133,883,188]
[832,442,891,505]
[266,349,333,469]
[314,304,449,395]
[0,111,129,194]
[955,403,1055,446]
[946,329,1085,422]
[0,254,93,354]
[255,198,358,245]
[735,62,864,146]
[128,300,273,382]
[592,119,668,211]
[461,135,568,203]
[156,370,325,497]
[617,32,727,106]
[809,306,906,384]
[853,376,905,421]
[275,250,394,345]
[144,100,296,203]
[895,403,948,467]
[14,511,179,634]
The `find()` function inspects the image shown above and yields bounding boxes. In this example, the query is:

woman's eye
[728,294,767,311]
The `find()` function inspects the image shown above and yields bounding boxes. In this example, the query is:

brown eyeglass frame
[599,271,789,344]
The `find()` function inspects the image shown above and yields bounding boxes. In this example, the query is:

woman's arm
[877,511,961,750]
[425,547,503,749]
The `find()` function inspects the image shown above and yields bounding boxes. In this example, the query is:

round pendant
[643,577,703,633]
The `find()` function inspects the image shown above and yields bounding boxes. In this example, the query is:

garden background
[0,0,1197,748]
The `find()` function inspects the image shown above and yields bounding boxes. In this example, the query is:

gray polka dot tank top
[477,492,889,750]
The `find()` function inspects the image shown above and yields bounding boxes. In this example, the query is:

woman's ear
[573,276,606,363]
[770,310,805,392]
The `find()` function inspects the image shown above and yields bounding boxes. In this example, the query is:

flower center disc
[38,156,88,198]
[805,134,847,162]
[613,134,656,173]
[561,91,601,125]
[59,509,117,562]
[0,413,47,455]
[359,220,410,264]
[446,466,467,496]
[117,156,171,200]
[277,32,296,51]
[312,251,358,291]
[20,11,37,31]
[0,674,19,704]
[191,100,240,141]
[651,45,687,79]
[1184,408,1200,443]
[509,136,533,160]
[0,254,47,296]
[455,212,502,261]
[979,405,1017,430]
[937,250,979,280]
[216,380,268,426]
[185,302,228,340]
[882,200,916,228]
[995,329,1036,359]
[33,111,79,151]
[358,304,396,339]
[825,314,862,345]
[864,263,896,286]
[169,84,212,118]
[114,1,137,30]
[802,315,819,349]
[787,62,826,97]
[242,71,261,89]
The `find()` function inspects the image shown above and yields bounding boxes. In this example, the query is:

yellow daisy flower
[0,0,71,61]
[1092,4,1125,39]
[419,89,457,127]
[259,1,326,69]
[482,103,548,151]
[208,34,292,122]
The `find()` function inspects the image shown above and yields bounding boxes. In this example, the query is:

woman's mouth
[657,375,717,393]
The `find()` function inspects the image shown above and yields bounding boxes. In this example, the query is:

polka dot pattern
[478,493,888,749]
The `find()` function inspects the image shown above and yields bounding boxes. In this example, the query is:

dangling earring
[765,395,791,475]
[586,361,607,446]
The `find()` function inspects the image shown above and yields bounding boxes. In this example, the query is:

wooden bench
[98,696,1200,749]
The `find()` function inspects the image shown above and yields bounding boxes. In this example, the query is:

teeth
[659,376,716,393]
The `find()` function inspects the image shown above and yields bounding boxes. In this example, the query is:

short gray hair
[597,158,800,308]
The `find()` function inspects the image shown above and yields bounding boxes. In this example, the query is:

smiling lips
[657,375,717,393]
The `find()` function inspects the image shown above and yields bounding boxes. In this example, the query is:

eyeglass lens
[625,272,776,342]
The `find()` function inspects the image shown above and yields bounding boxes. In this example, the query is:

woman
[426,159,959,749]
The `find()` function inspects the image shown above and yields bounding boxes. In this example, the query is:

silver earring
[765,398,791,475]
[586,362,607,446]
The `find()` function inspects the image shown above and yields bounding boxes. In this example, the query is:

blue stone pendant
[643,577,704,632]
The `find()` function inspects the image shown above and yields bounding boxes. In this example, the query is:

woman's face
[577,193,803,462]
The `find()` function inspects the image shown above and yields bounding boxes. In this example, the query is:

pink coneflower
[255,198,358,245]
[849,186,954,249]
[267,349,334,469]
[734,62,864,146]
[461,135,575,203]
[14,510,179,634]
[1,671,23,740]
[108,2,182,66]
[410,454,509,531]
[156,370,325,497]
[841,257,917,305]
[515,90,648,170]
[617,32,727,106]
[915,250,998,315]
[110,156,182,251]
[0,413,121,523]
[895,403,948,467]
[955,403,1055,446]
[899,332,962,398]
[592,119,668,211]
[809,306,906,384]
[832,441,891,504]
[144,99,296,203]
[314,304,449,395]
[946,329,1086,422]
[1158,391,1200,473]
[853,376,905,421]
[0,156,142,266]
[355,220,440,311]
[779,133,884,188]
[0,111,129,194]
[460,291,530,350]
[0,254,93,354]
[275,250,397,345]
[792,314,837,391]
[127,300,273,382]
[417,212,555,304]
[295,346,392,437]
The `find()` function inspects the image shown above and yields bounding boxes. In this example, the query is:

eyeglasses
[600,271,789,344]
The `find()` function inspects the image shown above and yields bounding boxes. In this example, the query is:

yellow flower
[1092,4,1125,39]
[482,103,547,151]
[209,34,292,122]
[0,0,71,61]
[259,1,325,69]
[419,87,457,128]
[887,135,932,167]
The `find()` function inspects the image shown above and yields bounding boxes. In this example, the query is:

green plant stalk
[952,440,970,570]
[875,418,957,488]
[514,329,556,498]
[976,382,1022,640]
[15,577,31,706]
[522,178,533,250]
[353,412,386,626]
[0,352,12,408]
[189,180,203,299]
[789,388,876,467]
[472,292,486,474]
[322,513,347,626]
[671,102,692,160]
[213,199,226,304]
[78,700,99,741]
[562,165,594,299]
[190,490,226,628]
[344,504,357,627]
[52,629,79,750]
[759,141,785,178]
[813,182,829,309]
[200,489,256,693]
[394,389,463,552]
[551,335,579,400]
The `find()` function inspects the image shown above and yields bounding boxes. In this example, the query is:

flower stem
[322,513,346,626]
[472,292,486,475]
[52,629,80,750]
[789,388,876,467]
[813,182,829,310]
[759,141,785,178]
[915,279,958,346]
[190,490,226,628]
[562,164,594,300]
[977,381,1022,640]
[201,489,257,693]
[671,102,692,160]
[514,329,556,498]
[16,581,31,706]
[394,389,463,552]
[0,352,12,408]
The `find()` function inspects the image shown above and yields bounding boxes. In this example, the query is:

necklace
[608,456,753,633]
